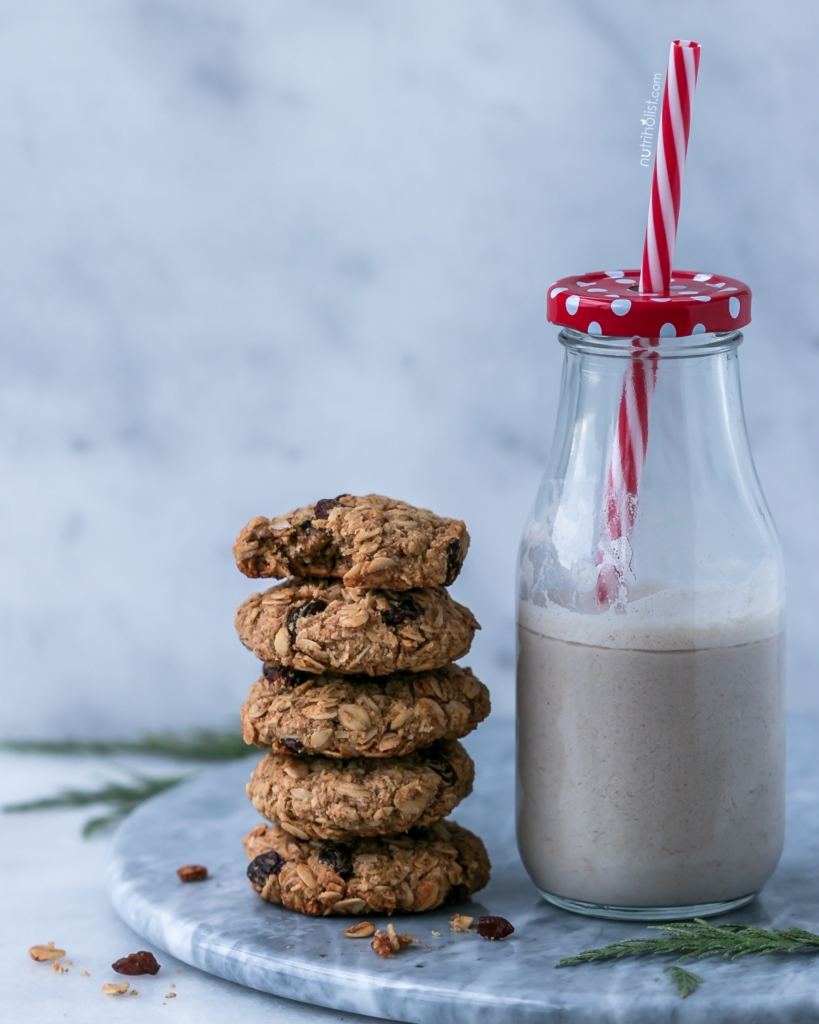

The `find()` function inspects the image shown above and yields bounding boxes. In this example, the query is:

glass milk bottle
[516,270,785,921]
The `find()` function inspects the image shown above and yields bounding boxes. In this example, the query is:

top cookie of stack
[234,495,480,679]
[233,494,469,590]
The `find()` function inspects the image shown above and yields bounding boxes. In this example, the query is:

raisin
[286,599,327,642]
[476,916,514,940]
[444,538,462,586]
[317,842,354,879]
[247,851,285,891]
[444,883,470,905]
[112,952,161,976]
[423,750,457,786]
[176,864,208,882]
[313,498,341,519]
[280,737,304,753]
[381,597,423,628]
[263,664,304,687]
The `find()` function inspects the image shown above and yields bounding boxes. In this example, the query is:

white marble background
[1,0,817,737]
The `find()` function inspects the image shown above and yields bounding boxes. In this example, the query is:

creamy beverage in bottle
[517,570,785,910]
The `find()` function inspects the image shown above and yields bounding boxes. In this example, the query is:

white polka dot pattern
[546,269,751,337]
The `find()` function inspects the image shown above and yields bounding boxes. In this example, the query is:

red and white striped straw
[640,40,701,295]
[597,40,700,605]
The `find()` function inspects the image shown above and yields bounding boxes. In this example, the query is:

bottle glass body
[516,328,785,920]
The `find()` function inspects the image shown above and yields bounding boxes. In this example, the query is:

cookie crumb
[450,913,474,933]
[343,921,375,939]
[102,982,130,996]
[51,961,66,973]
[431,931,441,937]
[81,971,90,978]
[177,864,208,882]
[166,992,177,998]
[130,989,138,996]
[29,942,66,962]
[476,915,515,940]
[170,982,176,988]
[370,931,394,959]
[371,923,417,958]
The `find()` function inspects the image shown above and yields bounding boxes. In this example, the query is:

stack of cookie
[232,494,492,917]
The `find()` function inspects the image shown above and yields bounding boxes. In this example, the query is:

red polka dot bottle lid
[547,269,751,338]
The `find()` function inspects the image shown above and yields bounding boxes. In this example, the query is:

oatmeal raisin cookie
[241,664,490,758]
[235,580,478,676]
[243,818,490,916]
[233,495,469,590]
[246,740,474,840]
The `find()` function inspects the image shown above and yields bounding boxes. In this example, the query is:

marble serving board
[109,714,819,1024]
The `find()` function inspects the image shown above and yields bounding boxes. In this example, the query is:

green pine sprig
[3,774,186,836]
[662,965,703,998]
[0,728,251,762]
[0,726,253,836]
[556,918,819,998]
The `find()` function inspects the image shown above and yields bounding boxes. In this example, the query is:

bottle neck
[558,327,743,359]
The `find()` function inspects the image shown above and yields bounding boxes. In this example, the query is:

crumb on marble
[29,942,66,962]
[371,923,418,959]
[343,921,375,939]
[450,913,474,933]
[177,864,208,882]
[102,982,130,996]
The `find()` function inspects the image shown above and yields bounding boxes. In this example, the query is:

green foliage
[556,918,819,998]
[0,728,251,762]
[0,726,252,836]
[663,965,702,998]
[555,918,819,967]
[2,775,186,836]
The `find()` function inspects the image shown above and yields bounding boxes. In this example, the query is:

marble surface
[0,749,382,1024]
[110,715,819,1023]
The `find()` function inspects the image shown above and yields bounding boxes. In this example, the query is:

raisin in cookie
[236,580,479,676]
[241,664,490,758]
[233,494,469,590]
[243,818,490,916]
[247,740,474,841]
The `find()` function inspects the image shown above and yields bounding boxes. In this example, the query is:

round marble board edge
[108,715,819,1024]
